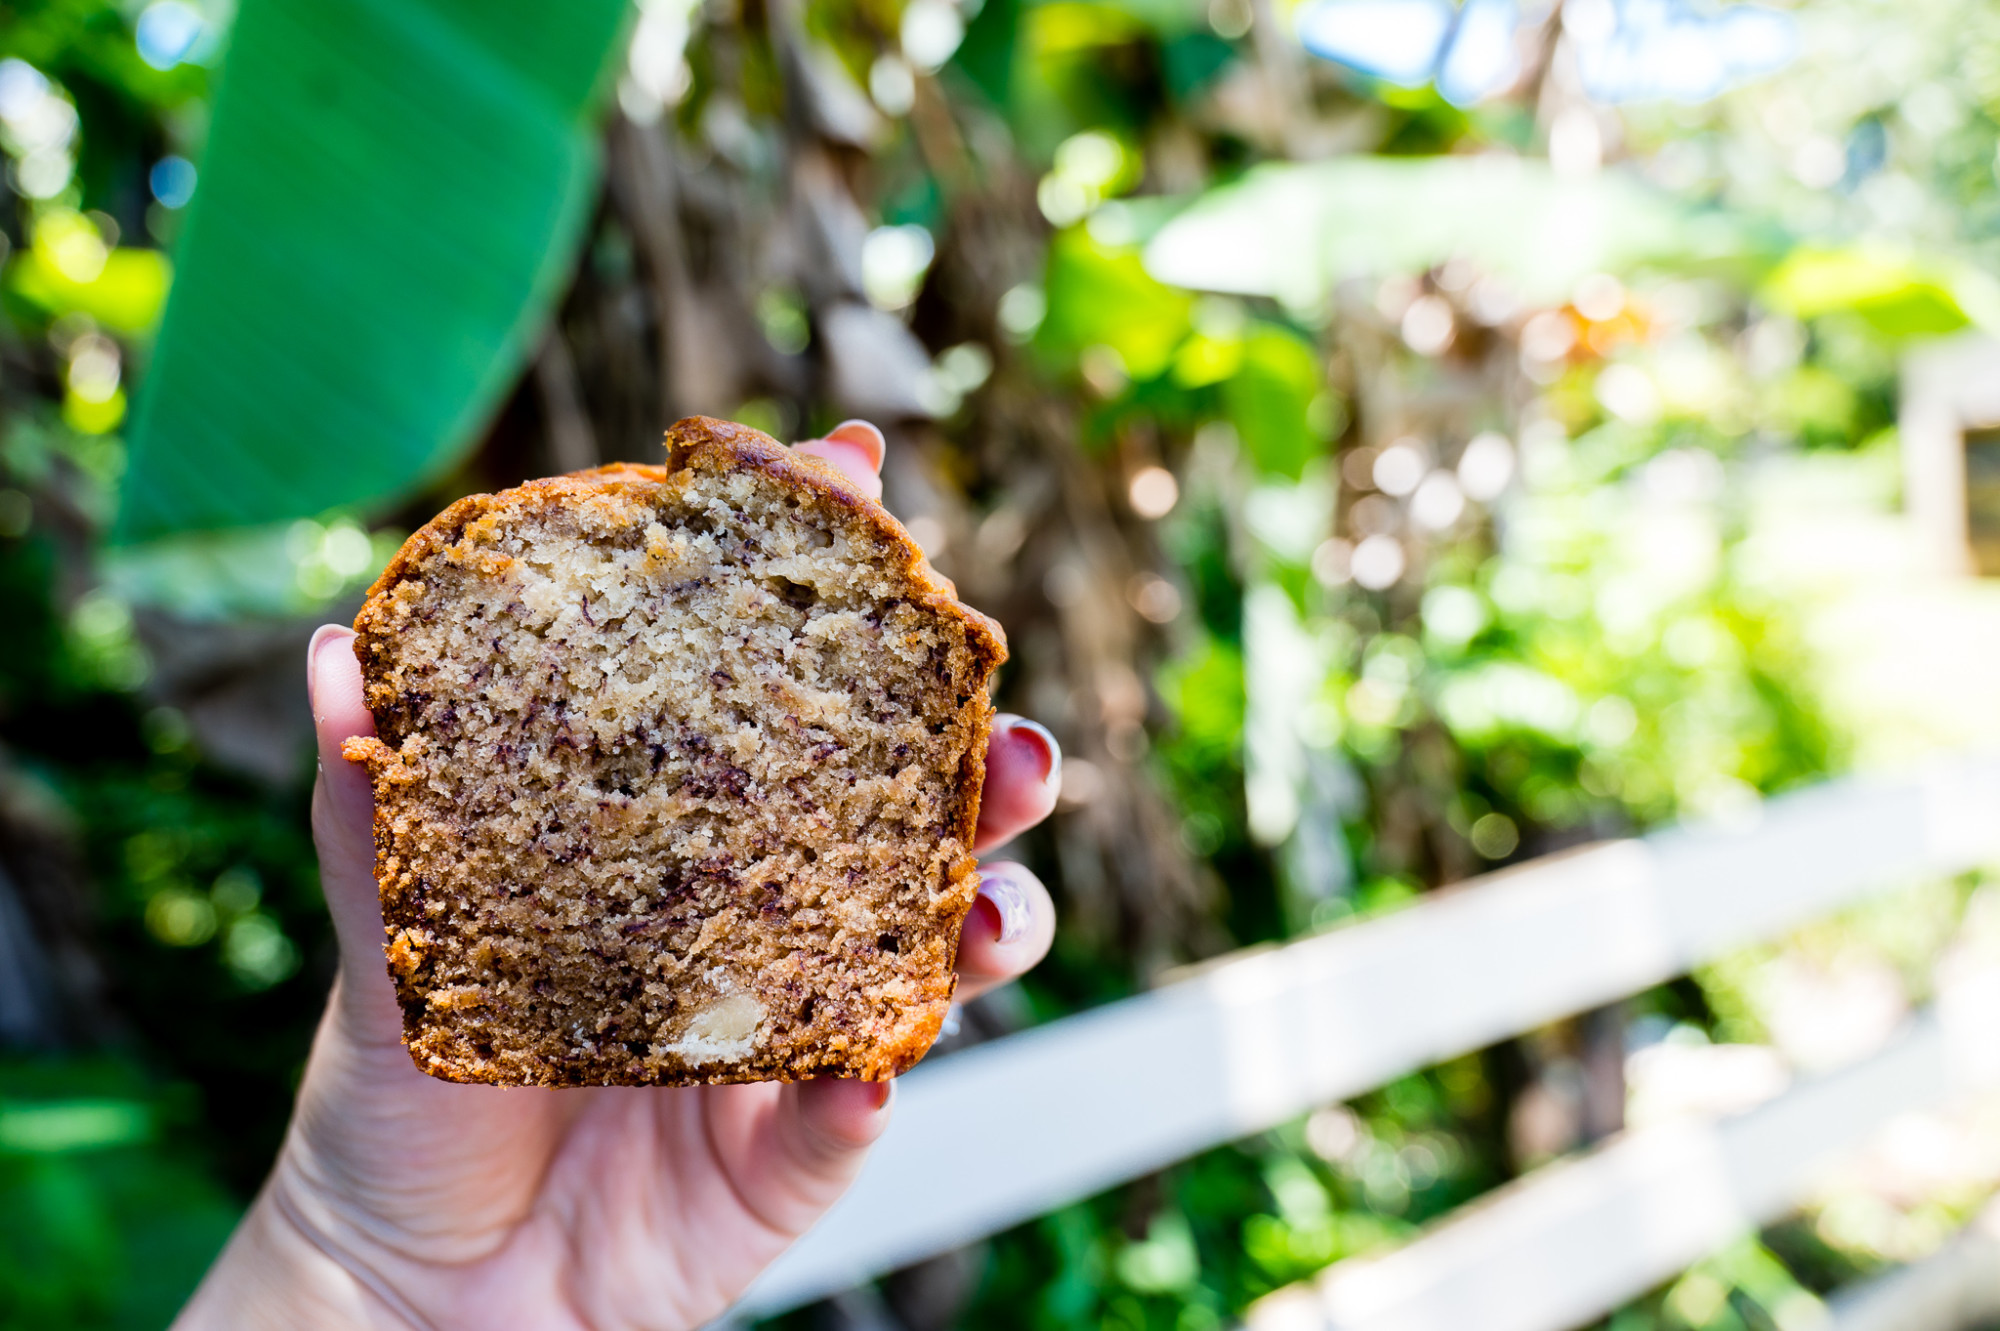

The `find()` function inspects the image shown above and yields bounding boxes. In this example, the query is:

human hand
[173,421,1059,1331]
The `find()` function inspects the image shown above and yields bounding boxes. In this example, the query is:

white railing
[735,756,2000,1323]
[1825,1198,2000,1330]
[1247,1007,2000,1331]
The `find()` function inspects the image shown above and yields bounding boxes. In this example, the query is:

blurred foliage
[0,522,328,1322]
[3,0,2000,1326]
[0,1057,239,1331]
[116,0,632,544]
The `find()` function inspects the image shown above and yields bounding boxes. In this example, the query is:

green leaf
[952,0,1022,108]
[1161,31,1235,103]
[116,0,631,544]
[1760,245,1970,338]
[1224,325,1326,479]
[1158,635,1245,755]
[1036,227,1192,381]
[1143,156,1741,307]
[1026,1,1150,55]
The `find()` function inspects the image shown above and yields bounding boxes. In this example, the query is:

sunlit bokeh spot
[1128,465,1180,519]
[861,224,935,312]
[146,889,217,947]
[135,1,204,71]
[997,283,1046,342]
[1410,470,1465,530]
[1372,439,1427,497]
[869,54,916,116]
[1311,537,1354,586]
[1129,574,1183,623]
[1401,294,1455,355]
[1351,533,1406,589]
[150,155,197,209]
[1457,430,1515,500]
[1469,811,1519,858]
[900,0,965,74]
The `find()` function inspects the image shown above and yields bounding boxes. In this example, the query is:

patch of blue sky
[1293,0,1797,107]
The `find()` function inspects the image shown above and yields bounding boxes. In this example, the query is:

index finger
[974,716,1061,854]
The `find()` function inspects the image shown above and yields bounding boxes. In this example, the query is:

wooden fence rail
[735,757,2000,1320]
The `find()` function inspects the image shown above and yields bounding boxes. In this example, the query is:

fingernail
[1000,715,1061,792]
[977,865,1032,945]
[306,625,349,712]
[865,1079,894,1112]
[826,419,886,469]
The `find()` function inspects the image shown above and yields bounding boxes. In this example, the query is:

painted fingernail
[978,865,1033,945]
[1000,715,1061,791]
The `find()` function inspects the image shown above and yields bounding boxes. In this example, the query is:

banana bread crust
[343,416,1006,1085]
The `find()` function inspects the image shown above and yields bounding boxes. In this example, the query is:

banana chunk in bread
[343,417,1006,1085]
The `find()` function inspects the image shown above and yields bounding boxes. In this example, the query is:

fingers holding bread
[306,625,410,1042]
[953,861,1055,1003]
[310,417,1054,1084]
[974,716,1061,853]
[793,419,886,499]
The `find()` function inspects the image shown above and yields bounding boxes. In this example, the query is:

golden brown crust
[661,416,1006,663]
[346,417,1007,1086]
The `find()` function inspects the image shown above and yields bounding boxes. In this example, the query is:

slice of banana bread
[342,417,1005,1085]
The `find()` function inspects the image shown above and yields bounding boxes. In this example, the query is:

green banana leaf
[115,0,630,545]
[1142,156,1766,308]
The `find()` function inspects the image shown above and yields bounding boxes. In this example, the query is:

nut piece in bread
[342,417,1006,1085]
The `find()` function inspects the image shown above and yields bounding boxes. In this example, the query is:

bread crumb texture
[344,418,1005,1085]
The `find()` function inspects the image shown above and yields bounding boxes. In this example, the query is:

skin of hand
[172,421,1060,1331]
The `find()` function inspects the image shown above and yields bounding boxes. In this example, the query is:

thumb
[306,625,404,1041]
[703,1079,894,1240]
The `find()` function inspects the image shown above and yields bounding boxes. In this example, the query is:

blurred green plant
[116,0,631,544]
[0,1056,240,1331]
